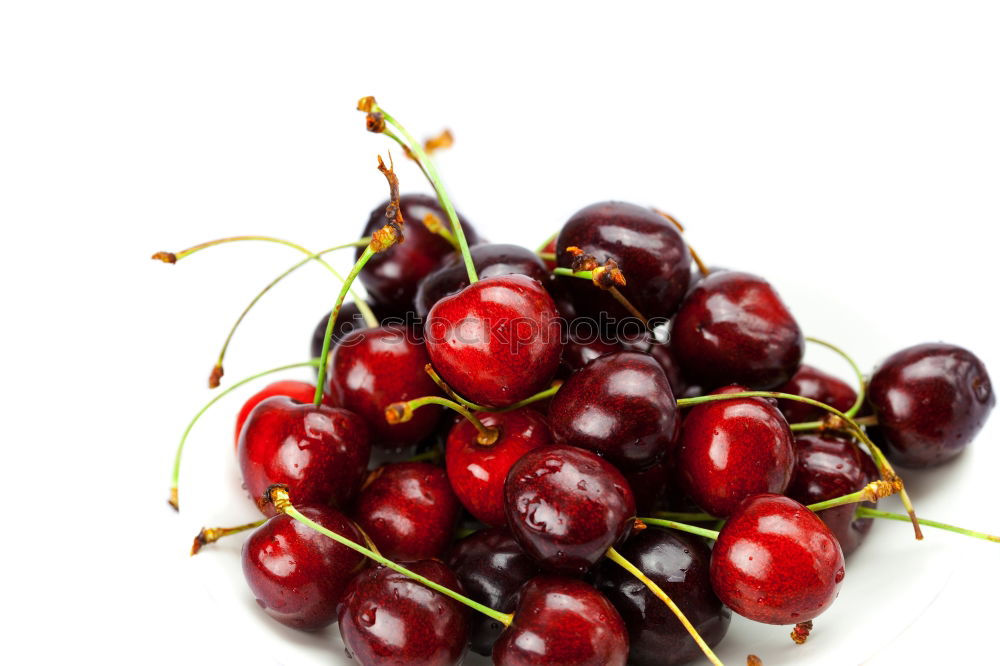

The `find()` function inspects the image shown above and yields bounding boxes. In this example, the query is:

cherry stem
[551,267,650,326]
[639,517,721,541]
[422,213,461,252]
[855,507,1000,543]
[535,231,558,253]
[423,364,562,413]
[785,336,867,430]
[677,390,923,539]
[805,480,899,511]
[653,209,710,277]
[537,251,556,262]
[268,486,513,626]
[653,510,716,522]
[191,519,266,555]
[167,359,320,511]
[606,546,724,666]
[363,99,479,284]
[385,396,499,445]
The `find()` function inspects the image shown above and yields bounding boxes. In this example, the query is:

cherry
[623,458,669,515]
[676,386,795,517]
[867,342,995,468]
[415,243,549,319]
[328,324,444,451]
[556,201,691,321]
[354,462,460,562]
[559,337,623,376]
[775,364,857,423]
[241,506,366,630]
[710,493,846,625]
[786,433,880,556]
[425,274,563,408]
[447,527,542,656]
[445,407,553,526]
[493,576,629,666]
[539,236,558,270]
[504,445,636,575]
[670,271,804,390]
[357,193,479,313]
[238,396,370,515]
[337,559,469,666]
[234,380,317,447]
[594,529,731,666]
[309,301,383,361]
[548,351,678,471]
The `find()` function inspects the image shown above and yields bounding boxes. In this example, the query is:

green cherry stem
[267,485,513,626]
[535,230,558,253]
[804,480,899,511]
[785,336,867,433]
[551,267,648,326]
[855,507,1000,543]
[652,511,716,522]
[537,252,556,262]
[605,546,724,666]
[168,359,320,511]
[385,395,499,445]
[422,364,562,413]
[639,517,721,541]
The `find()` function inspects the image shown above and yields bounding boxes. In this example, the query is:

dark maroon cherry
[556,201,691,321]
[328,324,444,451]
[241,506,366,630]
[415,243,549,319]
[445,407,553,526]
[234,380,319,448]
[786,433,879,556]
[676,386,795,517]
[493,576,628,666]
[594,529,731,666]
[670,271,804,390]
[775,364,857,424]
[559,337,623,375]
[310,301,384,362]
[354,462,460,562]
[623,458,669,515]
[711,493,846,625]
[448,527,542,656]
[504,445,636,574]
[337,560,469,666]
[426,274,563,408]
[868,343,994,468]
[357,193,479,313]
[238,396,370,516]
[549,351,678,470]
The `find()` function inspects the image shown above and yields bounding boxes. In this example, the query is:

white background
[2,2,999,664]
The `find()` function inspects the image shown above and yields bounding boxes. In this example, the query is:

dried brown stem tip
[167,487,179,511]
[862,479,900,502]
[790,620,813,645]
[151,251,177,264]
[423,129,454,155]
[260,483,292,513]
[592,259,627,289]
[385,402,414,424]
[357,96,377,112]
[566,246,599,272]
[191,528,217,556]
[747,655,764,666]
[208,363,224,389]
[366,112,386,133]
[369,154,405,253]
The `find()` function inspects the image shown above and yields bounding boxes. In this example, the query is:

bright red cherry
[357,193,479,313]
[556,201,691,321]
[775,364,857,424]
[234,380,318,448]
[328,324,444,451]
[710,493,846,625]
[548,351,678,471]
[241,506,366,630]
[504,445,636,575]
[670,271,804,390]
[310,301,384,361]
[676,387,795,517]
[786,433,879,556]
[445,407,553,526]
[337,560,469,665]
[238,396,370,516]
[868,343,994,468]
[493,576,629,666]
[425,274,563,408]
[353,462,460,562]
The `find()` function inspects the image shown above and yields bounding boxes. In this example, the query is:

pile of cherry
[164,98,996,666]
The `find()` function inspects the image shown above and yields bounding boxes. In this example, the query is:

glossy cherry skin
[328,324,443,451]
[670,271,804,390]
[775,364,857,424]
[357,193,479,313]
[559,337,623,376]
[337,560,469,666]
[493,576,628,666]
[241,506,366,630]
[504,445,636,575]
[868,343,995,468]
[447,527,542,656]
[445,408,553,526]
[425,274,563,408]
[354,462,460,562]
[238,396,370,516]
[594,529,731,666]
[623,458,669,515]
[309,301,385,362]
[548,351,678,471]
[556,201,691,321]
[711,493,846,625]
[676,387,795,517]
[234,380,318,448]
[786,433,879,556]
[415,243,549,319]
